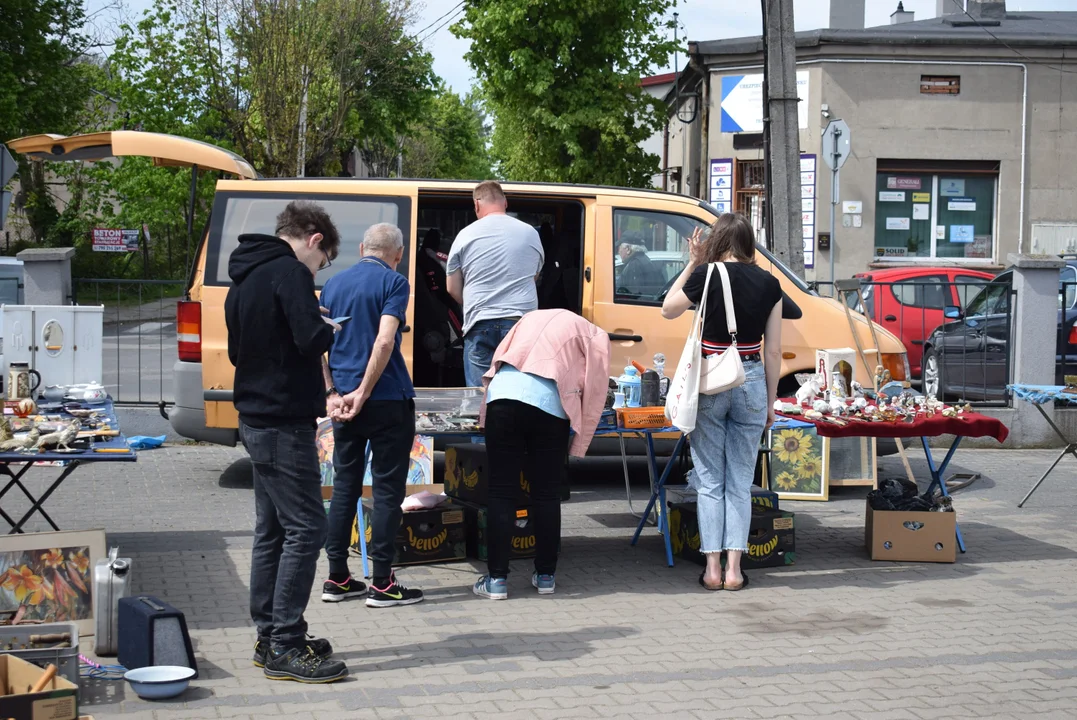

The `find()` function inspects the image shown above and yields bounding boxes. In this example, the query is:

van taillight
[177,301,202,362]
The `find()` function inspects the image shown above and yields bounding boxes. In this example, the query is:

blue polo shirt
[321,256,415,401]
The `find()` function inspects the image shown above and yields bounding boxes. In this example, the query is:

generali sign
[886,176,922,190]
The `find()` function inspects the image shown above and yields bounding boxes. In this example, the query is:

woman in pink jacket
[473,309,611,600]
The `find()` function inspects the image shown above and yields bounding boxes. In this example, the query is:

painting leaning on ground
[0,531,104,626]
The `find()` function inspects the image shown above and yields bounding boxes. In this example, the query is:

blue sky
[86,0,1077,94]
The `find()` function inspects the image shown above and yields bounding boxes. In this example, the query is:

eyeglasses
[319,249,333,272]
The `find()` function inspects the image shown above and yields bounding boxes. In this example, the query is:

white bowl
[123,665,196,700]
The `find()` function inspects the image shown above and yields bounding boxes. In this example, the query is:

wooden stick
[30,664,57,693]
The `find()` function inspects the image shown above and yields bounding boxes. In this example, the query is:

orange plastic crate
[616,406,668,429]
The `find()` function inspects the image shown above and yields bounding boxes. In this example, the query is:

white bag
[664,263,714,433]
[699,262,746,395]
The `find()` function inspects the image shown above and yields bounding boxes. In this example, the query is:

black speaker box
[118,595,198,677]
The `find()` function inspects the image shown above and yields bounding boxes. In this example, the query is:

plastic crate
[616,406,667,429]
[0,621,80,688]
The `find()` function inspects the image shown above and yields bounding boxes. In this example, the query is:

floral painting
[0,529,105,635]
[767,424,829,501]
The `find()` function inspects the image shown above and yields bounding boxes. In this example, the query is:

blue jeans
[240,422,328,649]
[463,317,521,387]
[688,361,768,553]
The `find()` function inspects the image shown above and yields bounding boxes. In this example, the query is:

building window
[874,166,997,262]
[920,75,960,95]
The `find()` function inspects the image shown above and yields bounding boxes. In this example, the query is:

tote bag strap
[715,262,738,341]
[687,263,714,341]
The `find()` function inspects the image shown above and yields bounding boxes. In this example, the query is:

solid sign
[92,228,141,253]
[940,178,966,196]
[720,71,809,133]
[950,225,975,243]
[877,247,908,257]
[821,119,851,171]
[947,197,976,211]
[887,176,921,190]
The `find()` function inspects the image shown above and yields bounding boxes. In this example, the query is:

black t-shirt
[682,262,783,346]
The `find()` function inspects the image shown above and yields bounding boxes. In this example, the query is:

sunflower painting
[766,424,829,501]
[0,529,105,635]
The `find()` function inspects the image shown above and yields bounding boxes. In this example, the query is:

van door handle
[608,333,643,342]
[884,315,897,322]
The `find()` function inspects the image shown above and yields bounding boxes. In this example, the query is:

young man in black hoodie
[225,200,347,684]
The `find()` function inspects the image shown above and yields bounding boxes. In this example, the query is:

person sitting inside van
[617,242,666,298]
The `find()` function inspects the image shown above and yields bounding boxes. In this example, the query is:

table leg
[920,437,965,554]
[1018,403,1077,508]
[8,461,80,534]
[1,462,51,534]
[620,433,655,524]
[631,433,686,569]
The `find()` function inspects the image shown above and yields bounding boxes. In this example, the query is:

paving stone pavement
[4,444,1077,719]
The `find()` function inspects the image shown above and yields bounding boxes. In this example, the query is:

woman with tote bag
[661,213,783,592]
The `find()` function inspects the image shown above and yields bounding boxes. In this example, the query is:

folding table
[1009,384,1077,507]
[777,404,1010,554]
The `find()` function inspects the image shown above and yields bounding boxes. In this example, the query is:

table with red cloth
[777,401,1010,554]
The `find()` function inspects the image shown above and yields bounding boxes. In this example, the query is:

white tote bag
[665,263,714,433]
[699,262,746,395]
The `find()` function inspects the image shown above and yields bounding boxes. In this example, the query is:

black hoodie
[225,233,335,428]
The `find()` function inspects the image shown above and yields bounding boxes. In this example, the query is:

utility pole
[761,0,804,277]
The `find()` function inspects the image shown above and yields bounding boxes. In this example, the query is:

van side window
[206,194,412,288]
[613,209,708,306]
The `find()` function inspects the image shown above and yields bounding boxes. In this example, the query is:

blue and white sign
[940,178,966,196]
[720,71,809,133]
[950,225,975,243]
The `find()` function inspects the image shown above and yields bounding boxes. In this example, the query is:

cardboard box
[0,654,79,720]
[456,499,539,561]
[865,501,957,563]
[664,485,779,511]
[351,500,466,566]
[444,444,531,506]
[815,347,857,395]
[669,502,796,569]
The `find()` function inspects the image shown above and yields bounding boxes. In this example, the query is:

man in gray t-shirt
[447,181,544,386]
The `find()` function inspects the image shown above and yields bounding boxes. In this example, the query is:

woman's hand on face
[688,227,706,267]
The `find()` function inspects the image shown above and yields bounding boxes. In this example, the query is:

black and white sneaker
[253,635,333,668]
[263,646,348,684]
[321,576,368,602]
[366,573,424,608]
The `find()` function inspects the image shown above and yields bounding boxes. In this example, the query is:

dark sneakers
[366,573,424,608]
[321,576,368,603]
[253,635,333,668]
[263,646,348,684]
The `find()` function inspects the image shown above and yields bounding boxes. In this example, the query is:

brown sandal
[698,572,723,591]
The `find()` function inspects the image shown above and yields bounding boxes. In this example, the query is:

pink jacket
[480,309,611,457]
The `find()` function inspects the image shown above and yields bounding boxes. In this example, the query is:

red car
[847,267,996,378]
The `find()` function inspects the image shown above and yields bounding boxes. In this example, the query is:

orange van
[10,131,909,446]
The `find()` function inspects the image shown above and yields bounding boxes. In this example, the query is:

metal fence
[813,279,1012,406]
[72,279,184,405]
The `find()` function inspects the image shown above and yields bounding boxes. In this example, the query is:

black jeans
[485,400,570,579]
[240,421,327,650]
[325,399,415,581]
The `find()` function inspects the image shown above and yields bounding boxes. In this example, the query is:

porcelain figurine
[796,374,824,406]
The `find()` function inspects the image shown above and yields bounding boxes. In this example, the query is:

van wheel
[777,375,801,399]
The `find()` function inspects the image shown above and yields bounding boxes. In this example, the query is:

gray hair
[362,223,404,255]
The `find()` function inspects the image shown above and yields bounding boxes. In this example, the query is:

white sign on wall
[720,71,810,133]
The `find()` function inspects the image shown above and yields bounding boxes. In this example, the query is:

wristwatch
[326,387,339,398]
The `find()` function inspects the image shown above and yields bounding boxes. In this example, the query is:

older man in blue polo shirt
[319,223,424,609]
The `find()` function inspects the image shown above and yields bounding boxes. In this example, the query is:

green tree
[0,0,94,243]
[402,88,493,180]
[453,0,678,187]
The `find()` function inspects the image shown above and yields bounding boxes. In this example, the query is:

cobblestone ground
[4,443,1077,719]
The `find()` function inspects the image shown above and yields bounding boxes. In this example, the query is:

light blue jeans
[688,361,768,553]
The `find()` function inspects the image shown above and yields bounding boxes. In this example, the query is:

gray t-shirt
[446,214,545,334]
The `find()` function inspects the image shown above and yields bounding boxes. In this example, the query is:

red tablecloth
[776,400,1009,444]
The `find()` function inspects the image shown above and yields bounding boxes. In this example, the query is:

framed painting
[825,436,878,487]
[0,529,106,636]
[766,423,829,501]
